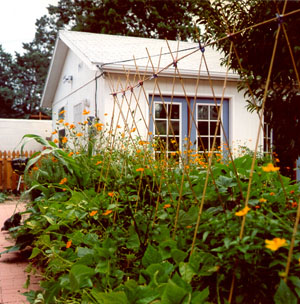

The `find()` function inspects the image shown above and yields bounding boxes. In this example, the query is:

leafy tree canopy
[197,0,300,176]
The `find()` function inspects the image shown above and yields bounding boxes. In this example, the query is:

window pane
[155,120,166,135]
[155,103,166,118]
[154,137,167,152]
[210,106,219,120]
[168,137,179,151]
[169,104,179,119]
[198,137,208,151]
[210,137,221,149]
[169,121,180,135]
[198,105,208,120]
[198,121,208,135]
[210,122,220,135]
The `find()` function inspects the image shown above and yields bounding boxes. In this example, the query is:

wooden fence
[0,150,36,192]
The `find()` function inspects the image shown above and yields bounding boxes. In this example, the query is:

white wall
[0,119,52,151]
[52,49,97,129]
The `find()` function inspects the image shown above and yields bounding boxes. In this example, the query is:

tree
[11,15,61,118]
[197,0,300,177]
[0,45,18,117]
[47,0,202,40]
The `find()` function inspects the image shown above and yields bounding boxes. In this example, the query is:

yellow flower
[117,125,121,128]
[108,192,114,197]
[121,133,125,138]
[82,109,90,115]
[66,240,72,248]
[136,149,141,154]
[130,128,136,133]
[68,152,74,157]
[76,132,83,137]
[53,138,58,144]
[259,198,267,203]
[52,130,57,135]
[69,124,75,129]
[148,131,152,135]
[64,122,69,126]
[262,163,280,172]
[136,168,144,172]
[163,204,171,209]
[62,137,68,143]
[89,210,98,216]
[59,109,66,115]
[265,238,287,251]
[96,161,102,165]
[102,210,113,216]
[58,119,64,123]
[59,177,68,185]
[235,206,250,216]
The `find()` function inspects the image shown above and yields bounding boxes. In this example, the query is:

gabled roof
[41,30,237,108]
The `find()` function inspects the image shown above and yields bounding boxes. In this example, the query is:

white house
[41,30,265,156]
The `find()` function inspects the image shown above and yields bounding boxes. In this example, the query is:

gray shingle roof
[59,30,230,75]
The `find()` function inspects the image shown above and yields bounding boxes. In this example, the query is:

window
[196,104,221,152]
[263,121,273,154]
[153,101,182,158]
[149,96,229,156]
[74,103,83,125]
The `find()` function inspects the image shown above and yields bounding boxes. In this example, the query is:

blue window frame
[149,95,229,156]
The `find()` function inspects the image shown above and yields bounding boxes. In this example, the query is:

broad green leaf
[274,279,298,304]
[191,287,209,304]
[171,249,188,264]
[69,264,95,291]
[90,290,129,304]
[161,280,188,304]
[142,245,162,267]
[28,247,41,259]
[179,262,196,283]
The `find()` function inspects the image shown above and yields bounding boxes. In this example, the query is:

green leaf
[28,247,41,259]
[179,262,196,283]
[171,249,188,264]
[142,245,162,267]
[69,264,95,291]
[161,280,188,304]
[192,287,210,304]
[274,279,298,304]
[90,290,129,304]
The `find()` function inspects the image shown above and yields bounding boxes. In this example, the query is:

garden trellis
[94,3,300,302]
[17,2,300,303]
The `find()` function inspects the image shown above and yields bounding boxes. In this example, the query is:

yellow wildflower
[76,132,83,137]
[82,109,90,115]
[66,240,72,248]
[265,238,287,251]
[52,130,57,135]
[262,163,280,172]
[96,161,102,165]
[59,177,68,185]
[102,210,113,216]
[163,204,171,209]
[108,192,114,197]
[235,206,250,216]
[136,168,144,172]
[62,137,68,143]
[89,210,98,217]
[259,198,267,203]
[68,152,74,157]
[59,109,66,115]
[53,138,58,144]
[69,124,75,129]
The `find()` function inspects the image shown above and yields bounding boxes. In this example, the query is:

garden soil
[0,198,40,304]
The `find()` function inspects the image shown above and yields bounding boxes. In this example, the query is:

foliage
[47,0,203,41]
[0,192,9,203]
[0,45,18,117]
[11,120,300,303]
[196,0,300,177]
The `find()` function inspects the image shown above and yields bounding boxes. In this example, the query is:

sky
[0,0,58,55]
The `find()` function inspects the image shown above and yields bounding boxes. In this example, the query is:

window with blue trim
[149,96,229,156]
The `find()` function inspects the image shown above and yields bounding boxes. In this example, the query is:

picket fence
[0,150,36,192]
